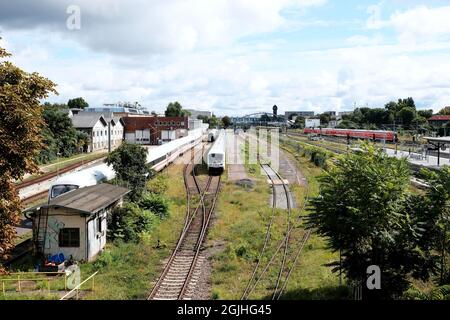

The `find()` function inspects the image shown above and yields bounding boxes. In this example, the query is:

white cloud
[0,0,326,55]
[389,5,450,44]
[2,1,450,116]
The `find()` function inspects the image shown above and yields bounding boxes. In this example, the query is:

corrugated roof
[72,113,107,128]
[429,115,450,121]
[48,184,129,215]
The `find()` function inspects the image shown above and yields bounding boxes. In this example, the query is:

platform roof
[424,137,450,144]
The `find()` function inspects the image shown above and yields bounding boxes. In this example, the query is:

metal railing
[0,272,67,295]
[60,271,98,300]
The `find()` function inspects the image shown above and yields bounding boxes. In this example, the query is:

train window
[51,184,79,198]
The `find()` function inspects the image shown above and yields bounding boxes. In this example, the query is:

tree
[294,116,305,129]
[106,143,151,201]
[37,104,88,162]
[418,167,450,284]
[438,107,450,115]
[221,116,231,128]
[165,101,190,117]
[319,113,331,126]
[397,107,416,128]
[197,115,209,122]
[308,144,435,299]
[67,97,88,109]
[418,109,434,119]
[337,119,357,129]
[208,114,220,128]
[0,41,57,265]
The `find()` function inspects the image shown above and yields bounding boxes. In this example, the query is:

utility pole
[108,121,111,153]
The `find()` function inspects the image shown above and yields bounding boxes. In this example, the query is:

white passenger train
[208,129,218,142]
[48,125,208,201]
[206,130,226,174]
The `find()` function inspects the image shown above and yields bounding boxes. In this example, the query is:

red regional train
[304,128,397,142]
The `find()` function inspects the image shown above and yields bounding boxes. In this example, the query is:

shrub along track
[148,150,221,300]
[241,134,312,300]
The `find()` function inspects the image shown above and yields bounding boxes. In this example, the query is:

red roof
[429,115,450,121]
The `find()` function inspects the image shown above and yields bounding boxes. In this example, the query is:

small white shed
[26,184,129,262]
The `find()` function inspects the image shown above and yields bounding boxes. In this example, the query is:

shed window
[97,217,102,233]
[59,228,80,247]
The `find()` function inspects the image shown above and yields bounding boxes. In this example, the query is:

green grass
[209,135,344,300]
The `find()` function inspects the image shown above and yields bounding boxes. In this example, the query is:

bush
[94,250,114,268]
[139,193,170,219]
[146,174,168,195]
[108,202,158,242]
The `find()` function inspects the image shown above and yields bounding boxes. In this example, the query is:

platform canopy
[424,137,450,167]
[424,136,450,144]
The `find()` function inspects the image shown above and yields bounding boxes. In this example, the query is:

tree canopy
[106,143,151,201]
[67,97,89,109]
[308,144,440,299]
[221,116,231,128]
[37,103,88,163]
[0,41,57,263]
[164,101,190,117]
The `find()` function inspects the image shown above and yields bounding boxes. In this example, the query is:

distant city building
[285,111,315,120]
[86,103,150,117]
[188,119,205,130]
[185,109,212,119]
[305,119,321,128]
[122,116,188,145]
[323,111,337,117]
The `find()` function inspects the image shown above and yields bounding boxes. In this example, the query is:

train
[48,124,208,201]
[208,129,218,142]
[206,130,226,174]
[303,128,397,142]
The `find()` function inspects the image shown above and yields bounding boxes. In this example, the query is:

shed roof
[72,112,108,128]
[24,184,129,216]
[48,184,129,215]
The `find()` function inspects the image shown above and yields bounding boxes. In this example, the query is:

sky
[0,0,450,116]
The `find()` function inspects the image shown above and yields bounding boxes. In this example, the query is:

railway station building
[25,184,129,262]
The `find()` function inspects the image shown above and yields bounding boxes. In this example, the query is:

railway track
[21,190,48,206]
[16,156,106,190]
[148,152,221,300]
[241,136,312,300]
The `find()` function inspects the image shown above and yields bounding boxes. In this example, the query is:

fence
[0,272,67,295]
[60,271,98,300]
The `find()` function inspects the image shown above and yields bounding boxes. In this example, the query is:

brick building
[122,116,188,145]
